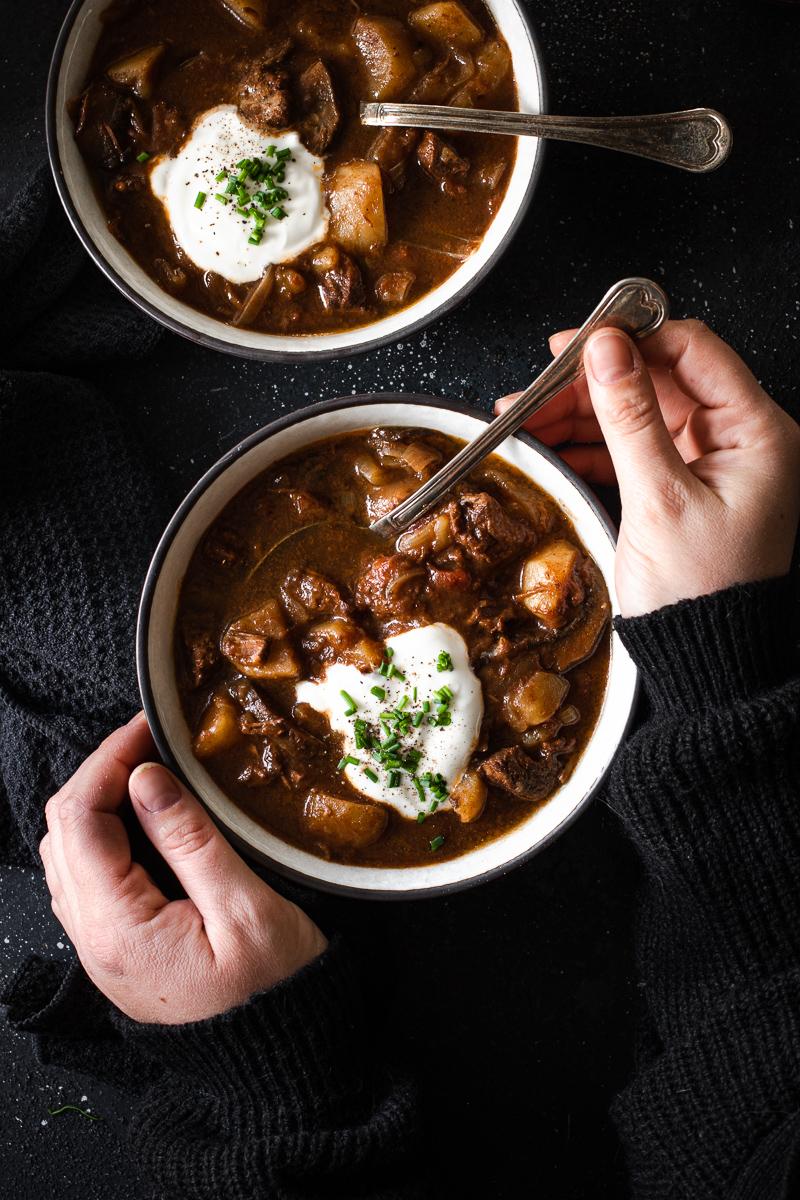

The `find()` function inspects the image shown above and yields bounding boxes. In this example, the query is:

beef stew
[71,0,519,335]
[174,429,611,868]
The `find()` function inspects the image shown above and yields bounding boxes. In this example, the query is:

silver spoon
[360,103,732,173]
[369,276,669,540]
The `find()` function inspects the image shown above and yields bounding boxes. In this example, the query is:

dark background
[1,0,798,1197]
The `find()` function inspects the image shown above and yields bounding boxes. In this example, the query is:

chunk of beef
[238,63,291,132]
[355,554,427,621]
[184,627,218,687]
[317,252,366,311]
[229,679,321,786]
[274,488,328,521]
[447,492,533,571]
[417,131,470,197]
[202,526,246,569]
[229,679,287,737]
[375,270,416,307]
[368,127,419,191]
[149,100,186,155]
[480,746,559,803]
[297,59,340,154]
[237,741,281,786]
[427,564,474,592]
[280,569,350,624]
[73,80,145,170]
[221,599,300,680]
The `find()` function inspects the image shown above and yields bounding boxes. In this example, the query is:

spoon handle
[360,104,732,173]
[369,277,670,539]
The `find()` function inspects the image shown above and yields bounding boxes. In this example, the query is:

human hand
[497,319,800,617]
[39,713,326,1025]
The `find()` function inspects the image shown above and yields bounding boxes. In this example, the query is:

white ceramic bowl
[137,396,637,898]
[47,0,547,361]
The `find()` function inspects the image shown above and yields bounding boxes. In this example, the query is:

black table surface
[1,1,798,1197]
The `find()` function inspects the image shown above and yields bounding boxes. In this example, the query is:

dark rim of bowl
[136,393,638,901]
[45,0,549,363]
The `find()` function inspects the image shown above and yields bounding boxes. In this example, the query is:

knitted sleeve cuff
[614,576,798,715]
[114,936,374,1115]
[612,969,800,1197]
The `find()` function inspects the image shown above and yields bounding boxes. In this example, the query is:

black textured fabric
[0,374,166,863]
[4,577,800,1198]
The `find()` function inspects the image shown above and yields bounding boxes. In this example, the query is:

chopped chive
[422,700,431,713]
[194,190,207,209]
[396,696,409,712]
[364,767,379,783]
[412,712,425,727]
[430,799,439,813]
[387,664,405,681]
[413,778,426,804]
[215,168,228,182]
[48,1105,100,1122]
[341,690,358,716]
[214,192,229,204]
[337,755,359,770]
[370,685,386,701]
[387,770,400,788]
[435,685,454,702]
[270,205,288,220]
[136,150,151,163]
[385,647,395,659]
[437,650,454,672]
[275,147,291,161]
[353,719,369,750]
[430,835,445,852]
[266,144,277,156]
[248,231,262,245]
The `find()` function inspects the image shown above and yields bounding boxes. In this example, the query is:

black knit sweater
[5,576,800,1199]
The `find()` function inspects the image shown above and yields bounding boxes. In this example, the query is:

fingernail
[130,763,181,813]
[587,331,635,384]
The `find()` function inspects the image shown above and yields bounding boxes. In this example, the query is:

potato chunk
[517,540,584,629]
[353,16,417,101]
[451,770,487,823]
[408,2,484,47]
[193,690,241,759]
[327,161,388,257]
[221,599,301,680]
[505,671,570,733]
[304,790,388,850]
[106,44,165,99]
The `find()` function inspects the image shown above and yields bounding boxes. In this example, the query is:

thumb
[129,762,259,919]
[584,328,691,506]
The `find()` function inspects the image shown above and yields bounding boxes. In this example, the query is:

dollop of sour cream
[296,623,483,821]
[150,105,329,284]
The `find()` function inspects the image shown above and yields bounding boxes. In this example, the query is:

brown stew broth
[75,0,518,334]
[174,430,610,868]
